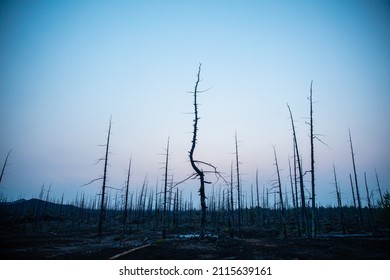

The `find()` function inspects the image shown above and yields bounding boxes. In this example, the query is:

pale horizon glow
[1,0,389,208]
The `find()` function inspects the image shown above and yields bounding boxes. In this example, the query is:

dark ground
[1,229,389,260]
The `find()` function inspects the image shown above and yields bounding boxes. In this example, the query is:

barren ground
[1,229,389,260]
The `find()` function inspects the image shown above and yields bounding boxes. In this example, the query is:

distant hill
[0,198,89,220]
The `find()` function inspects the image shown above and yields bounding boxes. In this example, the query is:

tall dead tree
[273,146,287,238]
[287,104,308,237]
[99,116,112,242]
[235,131,242,237]
[0,149,12,184]
[349,129,363,229]
[308,80,316,238]
[188,63,207,239]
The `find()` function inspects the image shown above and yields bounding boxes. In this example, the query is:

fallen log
[109,243,151,260]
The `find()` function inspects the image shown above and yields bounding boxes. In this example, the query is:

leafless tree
[308,80,316,237]
[162,137,170,238]
[333,164,346,234]
[349,129,363,229]
[235,131,242,237]
[123,156,132,234]
[188,63,208,239]
[273,146,287,238]
[375,170,384,207]
[0,149,12,184]
[287,104,308,237]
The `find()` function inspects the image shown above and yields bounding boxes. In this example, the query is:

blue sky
[1,0,389,207]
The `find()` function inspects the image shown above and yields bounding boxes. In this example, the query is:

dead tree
[123,156,132,234]
[333,164,346,234]
[162,137,170,238]
[235,131,242,237]
[349,173,359,227]
[256,169,261,221]
[364,172,374,231]
[273,146,287,238]
[97,116,112,241]
[289,156,301,237]
[308,80,316,238]
[375,170,384,207]
[349,129,363,229]
[0,149,12,184]
[287,104,308,237]
[188,63,208,239]
[229,162,235,237]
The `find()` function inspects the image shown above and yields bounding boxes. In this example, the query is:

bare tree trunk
[123,157,132,235]
[98,116,112,242]
[349,129,363,230]
[162,137,170,238]
[308,80,316,238]
[364,172,374,232]
[188,63,207,239]
[273,146,287,239]
[0,149,12,184]
[349,173,359,228]
[333,164,346,234]
[289,157,301,237]
[235,131,242,237]
[229,162,234,237]
[287,104,308,237]
[375,170,384,207]
[256,169,261,223]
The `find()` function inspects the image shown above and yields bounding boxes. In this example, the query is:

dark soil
[1,229,389,260]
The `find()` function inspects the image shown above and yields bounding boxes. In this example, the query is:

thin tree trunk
[364,172,374,232]
[273,146,287,239]
[98,116,112,242]
[349,173,359,228]
[289,157,301,237]
[0,149,12,184]
[287,104,308,237]
[375,170,384,207]
[162,137,170,238]
[333,164,346,234]
[229,162,234,237]
[349,129,363,229]
[235,131,242,237]
[309,80,316,238]
[123,157,131,235]
[256,169,261,223]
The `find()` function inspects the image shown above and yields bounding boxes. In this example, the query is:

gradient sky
[1,0,389,208]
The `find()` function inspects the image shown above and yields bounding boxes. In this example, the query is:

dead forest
[0,65,389,259]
